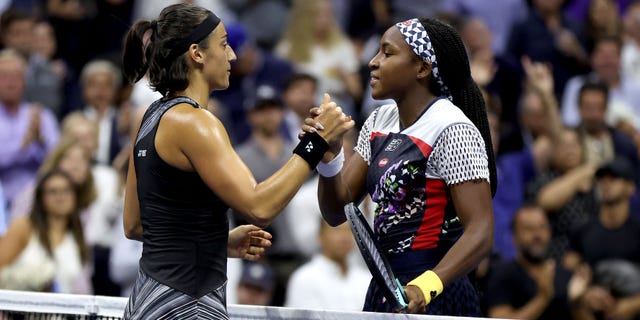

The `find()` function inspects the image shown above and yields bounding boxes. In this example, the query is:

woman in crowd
[0,170,91,293]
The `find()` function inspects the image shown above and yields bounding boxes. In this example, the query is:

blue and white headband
[395,18,451,100]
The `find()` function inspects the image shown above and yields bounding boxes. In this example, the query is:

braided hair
[419,18,497,196]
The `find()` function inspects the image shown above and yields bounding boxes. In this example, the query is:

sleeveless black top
[134,96,229,297]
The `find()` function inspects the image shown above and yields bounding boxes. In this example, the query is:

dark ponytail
[420,18,497,196]
[121,3,212,96]
[122,20,153,85]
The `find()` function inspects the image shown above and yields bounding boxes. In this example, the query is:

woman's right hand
[301,93,354,158]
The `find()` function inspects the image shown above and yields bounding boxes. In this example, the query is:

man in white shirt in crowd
[285,219,371,311]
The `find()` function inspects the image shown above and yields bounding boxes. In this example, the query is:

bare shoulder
[9,216,32,233]
[3,216,33,243]
[161,103,227,138]
[159,103,231,152]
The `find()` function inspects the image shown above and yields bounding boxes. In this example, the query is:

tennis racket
[344,203,409,312]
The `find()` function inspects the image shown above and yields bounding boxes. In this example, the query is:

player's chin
[370,88,388,101]
[212,79,230,90]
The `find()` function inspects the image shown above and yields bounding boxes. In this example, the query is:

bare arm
[531,136,552,173]
[489,296,551,319]
[431,180,494,285]
[175,101,353,228]
[537,164,595,212]
[608,294,640,319]
[123,118,143,241]
[0,217,31,267]
[317,153,369,226]
[489,260,555,319]
[522,57,564,144]
[403,179,494,313]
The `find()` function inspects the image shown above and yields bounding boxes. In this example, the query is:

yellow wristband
[407,270,444,304]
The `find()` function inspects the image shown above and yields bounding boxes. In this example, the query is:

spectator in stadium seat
[285,219,370,311]
[230,96,301,306]
[0,49,59,206]
[236,261,275,306]
[561,36,640,132]
[276,0,362,119]
[564,157,640,319]
[526,127,598,261]
[621,0,640,82]
[440,0,528,56]
[8,139,97,225]
[79,59,125,166]
[281,73,319,143]
[487,205,591,319]
[575,81,639,172]
[0,9,64,117]
[212,22,293,145]
[506,0,588,100]
[0,170,91,294]
[584,0,623,53]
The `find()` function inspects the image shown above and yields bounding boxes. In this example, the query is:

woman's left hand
[227,225,272,261]
[403,285,427,314]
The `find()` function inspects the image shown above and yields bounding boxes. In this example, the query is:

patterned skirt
[123,269,228,320]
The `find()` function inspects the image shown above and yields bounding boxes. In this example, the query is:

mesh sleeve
[427,123,490,186]
[354,109,377,165]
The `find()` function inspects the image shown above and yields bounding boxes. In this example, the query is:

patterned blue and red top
[355,97,490,256]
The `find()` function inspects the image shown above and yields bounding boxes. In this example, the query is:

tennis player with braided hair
[306,18,496,315]
[120,3,353,319]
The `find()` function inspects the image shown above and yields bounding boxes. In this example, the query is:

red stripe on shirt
[370,132,387,140]
[408,135,433,157]
[411,179,448,250]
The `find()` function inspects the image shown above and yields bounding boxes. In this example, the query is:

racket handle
[394,278,409,310]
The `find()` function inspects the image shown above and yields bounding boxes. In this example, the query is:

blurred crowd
[0,0,639,319]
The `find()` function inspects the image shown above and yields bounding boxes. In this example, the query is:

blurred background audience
[0,1,640,318]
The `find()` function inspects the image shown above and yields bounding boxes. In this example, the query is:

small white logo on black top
[305,142,314,152]
[385,138,402,152]
[137,149,147,157]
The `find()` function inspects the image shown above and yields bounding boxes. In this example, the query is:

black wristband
[293,132,329,169]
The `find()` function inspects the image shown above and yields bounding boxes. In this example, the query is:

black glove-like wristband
[293,132,329,169]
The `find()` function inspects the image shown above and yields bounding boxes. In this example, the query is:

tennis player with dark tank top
[120,3,353,319]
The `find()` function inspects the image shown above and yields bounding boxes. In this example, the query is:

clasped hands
[299,93,355,161]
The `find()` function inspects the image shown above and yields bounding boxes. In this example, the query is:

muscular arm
[432,180,494,286]
[123,118,143,240]
[174,103,352,228]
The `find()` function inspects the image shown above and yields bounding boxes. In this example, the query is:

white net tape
[0,289,489,319]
